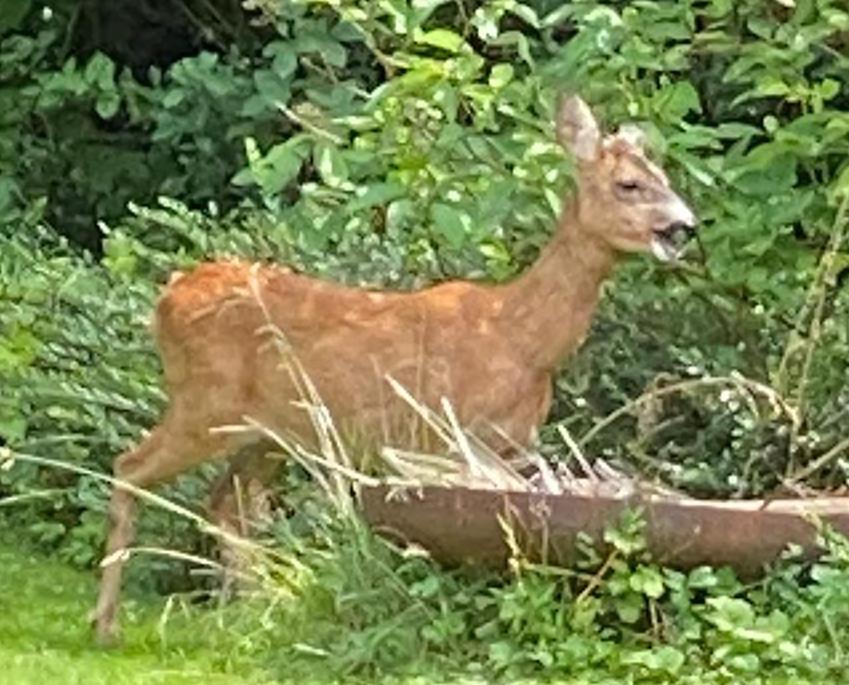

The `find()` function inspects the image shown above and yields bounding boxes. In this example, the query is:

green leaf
[379,0,412,34]
[488,64,514,89]
[0,326,39,371]
[614,592,643,623]
[243,136,262,166]
[509,3,540,28]
[488,641,516,669]
[732,75,789,107]
[603,511,646,555]
[669,149,716,186]
[623,646,685,674]
[687,566,719,589]
[491,31,534,66]
[84,52,116,90]
[706,596,756,632]
[274,50,298,80]
[472,4,501,40]
[0,177,22,216]
[347,183,406,212]
[293,31,347,67]
[653,81,701,122]
[314,144,348,187]
[715,122,761,139]
[162,88,186,108]
[830,163,849,200]
[826,9,849,29]
[234,137,308,194]
[431,203,471,248]
[254,69,291,105]
[386,198,416,232]
[259,146,304,195]
[95,91,121,119]
[727,653,761,672]
[818,78,840,102]
[414,28,466,53]
[727,146,798,196]
[479,241,511,263]
[629,566,665,599]
[409,575,441,598]
[261,42,298,77]
[0,409,27,442]
[230,167,254,187]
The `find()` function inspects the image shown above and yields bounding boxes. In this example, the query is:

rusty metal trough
[361,485,849,577]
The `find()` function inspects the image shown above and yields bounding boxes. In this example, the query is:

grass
[3,434,849,685]
[5,514,849,685]
[0,539,282,685]
[0,534,484,685]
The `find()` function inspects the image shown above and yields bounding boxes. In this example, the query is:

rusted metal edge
[360,485,849,577]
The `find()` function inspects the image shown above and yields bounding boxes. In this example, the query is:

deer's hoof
[90,607,122,648]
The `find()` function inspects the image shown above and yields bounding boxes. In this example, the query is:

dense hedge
[1,0,848,569]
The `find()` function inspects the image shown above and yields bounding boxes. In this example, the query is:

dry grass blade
[441,397,484,480]
[242,415,381,488]
[524,453,563,495]
[379,447,468,486]
[380,376,529,490]
[0,448,307,579]
[384,375,455,447]
[557,424,598,483]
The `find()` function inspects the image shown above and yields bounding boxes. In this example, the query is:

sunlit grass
[0,539,281,685]
[0,535,484,685]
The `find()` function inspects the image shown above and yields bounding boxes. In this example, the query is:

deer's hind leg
[92,408,248,645]
[207,442,281,597]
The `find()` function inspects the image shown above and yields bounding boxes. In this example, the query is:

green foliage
[202,498,849,683]
[10,511,849,685]
[1,2,849,678]
[0,229,213,588]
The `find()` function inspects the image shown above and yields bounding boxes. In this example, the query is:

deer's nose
[668,195,697,231]
[668,220,697,240]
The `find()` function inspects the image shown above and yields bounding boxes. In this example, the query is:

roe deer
[93,95,696,643]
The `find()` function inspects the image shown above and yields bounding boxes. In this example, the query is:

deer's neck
[498,203,618,371]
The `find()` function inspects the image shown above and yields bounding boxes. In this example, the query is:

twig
[776,196,849,398]
[578,374,796,448]
[576,549,619,603]
[785,436,849,486]
[277,104,346,146]
[778,196,849,475]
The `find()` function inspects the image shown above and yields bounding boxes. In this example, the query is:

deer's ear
[556,95,600,162]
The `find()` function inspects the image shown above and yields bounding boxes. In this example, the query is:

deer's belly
[319,356,550,454]
[249,336,551,454]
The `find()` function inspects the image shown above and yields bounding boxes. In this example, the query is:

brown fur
[92,96,696,643]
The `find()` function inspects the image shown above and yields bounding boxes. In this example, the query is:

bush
[0,0,848,573]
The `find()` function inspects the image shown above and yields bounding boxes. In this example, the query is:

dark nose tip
[669,220,697,238]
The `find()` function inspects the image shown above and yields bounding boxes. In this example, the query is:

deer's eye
[616,180,641,193]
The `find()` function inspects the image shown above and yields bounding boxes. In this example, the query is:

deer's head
[556,95,697,262]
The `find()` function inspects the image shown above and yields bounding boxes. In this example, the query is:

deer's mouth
[650,222,695,262]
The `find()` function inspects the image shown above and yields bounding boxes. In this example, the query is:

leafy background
[1,0,849,678]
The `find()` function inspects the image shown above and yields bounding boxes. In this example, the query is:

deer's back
[153,260,550,451]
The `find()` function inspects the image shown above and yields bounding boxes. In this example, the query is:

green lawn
[0,542,280,685]
[7,537,844,685]
[0,542,479,685]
